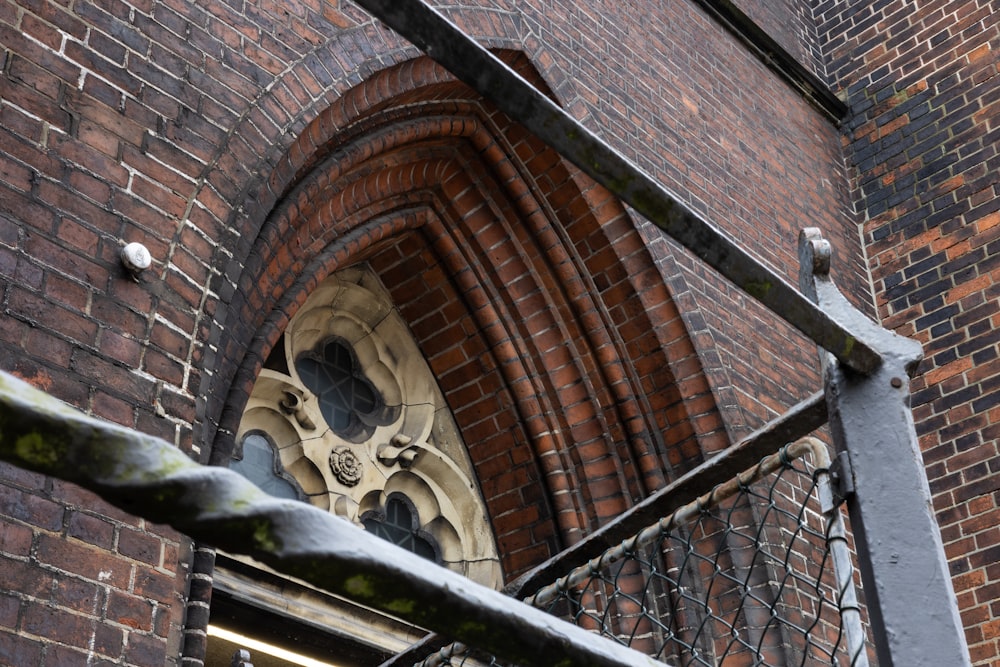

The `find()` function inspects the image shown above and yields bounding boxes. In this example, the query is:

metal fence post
[798,228,971,667]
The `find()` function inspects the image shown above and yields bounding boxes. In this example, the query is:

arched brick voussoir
[419,202,609,543]
[224,111,720,509]
[198,52,552,445]
[212,145,630,549]
[366,213,568,578]
[241,112,522,318]
[415,152,685,534]
[256,114,487,258]
[205,48,725,555]
[212,196,573,577]
[468,118,726,482]
[272,51,552,203]
[468,137,697,487]
[171,30,423,292]
[256,143,610,544]
[202,142,473,448]
[558,174,731,464]
[191,8,543,436]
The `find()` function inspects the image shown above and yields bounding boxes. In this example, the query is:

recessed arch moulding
[209,53,728,581]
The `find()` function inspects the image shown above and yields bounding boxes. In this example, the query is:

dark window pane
[296,338,381,439]
[363,497,438,563]
[230,434,299,500]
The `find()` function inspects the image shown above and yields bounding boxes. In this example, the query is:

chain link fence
[414,438,870,667]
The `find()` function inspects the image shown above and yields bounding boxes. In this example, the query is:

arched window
[215,265,502,667]
[228,266,498,585]
[229,432,300,500]
[362,495,440,563]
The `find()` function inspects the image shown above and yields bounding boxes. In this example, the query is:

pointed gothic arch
[209,54,728,581]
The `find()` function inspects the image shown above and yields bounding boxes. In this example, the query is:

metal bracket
[798,228,972,667]
[828,450,854,508]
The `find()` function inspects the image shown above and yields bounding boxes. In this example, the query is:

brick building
[0,0,996,665]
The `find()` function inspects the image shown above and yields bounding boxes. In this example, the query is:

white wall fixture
[121,241,152,273]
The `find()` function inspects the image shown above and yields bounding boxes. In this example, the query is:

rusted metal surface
[352,0,881,375]
[0,371,667,667]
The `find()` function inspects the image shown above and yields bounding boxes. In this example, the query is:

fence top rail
[349,0,883,375]
[506,390,828,600]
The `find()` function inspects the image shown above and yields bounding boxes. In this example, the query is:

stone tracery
[233,265,501,587]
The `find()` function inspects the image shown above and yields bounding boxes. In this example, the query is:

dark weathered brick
[0,0,995,664]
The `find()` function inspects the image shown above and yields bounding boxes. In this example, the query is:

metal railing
[340,5,971,659]
[413,439,868,667]
[0,1,974,662]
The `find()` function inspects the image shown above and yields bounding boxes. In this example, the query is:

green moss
[15,431,61,467]
[340,576,416,617]
[345,574,376,599]
[250,518,279,552]
[384,598,416,615]
[841,335,855,359]
[743,280,773,300]
[456,619,487,636]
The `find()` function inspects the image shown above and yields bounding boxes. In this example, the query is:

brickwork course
[0,0,995,666]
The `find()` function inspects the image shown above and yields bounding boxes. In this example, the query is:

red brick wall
[734,0,828,78]
[0,0,914,665]
[0,462,189,665]
[821,1,1000,664]
[513,0,867,439]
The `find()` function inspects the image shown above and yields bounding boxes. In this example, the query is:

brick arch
[186,22,532,449]
[210,59,726,577]
[196,54,535,448]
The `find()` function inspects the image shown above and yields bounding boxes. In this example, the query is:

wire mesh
[414,643,504,667]
[418,438,870,667]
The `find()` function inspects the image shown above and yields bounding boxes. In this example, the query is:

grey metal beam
[351,0,882,375]
[798,228,971,667]
[0,371,666,667]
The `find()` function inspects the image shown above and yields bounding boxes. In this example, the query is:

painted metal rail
[0,371,666,667]
[352,0,882,375]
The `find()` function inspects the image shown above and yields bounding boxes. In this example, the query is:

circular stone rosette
[329,447,363,487]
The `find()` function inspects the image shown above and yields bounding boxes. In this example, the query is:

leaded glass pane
[230,433,299,500]
[363,497,438,562]
[296,338,380,438]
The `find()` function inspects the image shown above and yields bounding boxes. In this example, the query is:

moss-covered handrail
[0,371,667,667]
